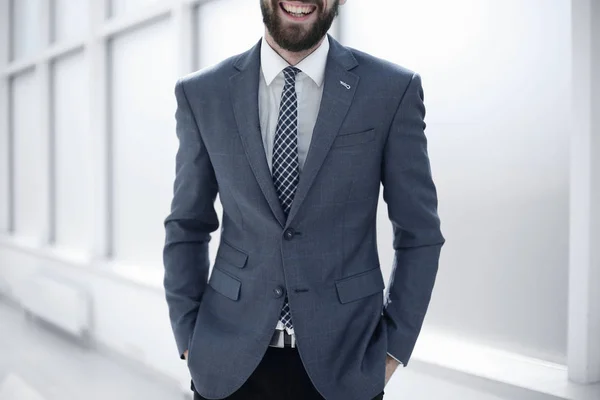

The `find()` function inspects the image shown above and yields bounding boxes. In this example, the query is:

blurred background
[0,0,599,399]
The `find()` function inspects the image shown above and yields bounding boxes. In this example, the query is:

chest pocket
[331,128,375,148]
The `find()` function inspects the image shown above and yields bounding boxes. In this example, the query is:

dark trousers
[192,346,384,400]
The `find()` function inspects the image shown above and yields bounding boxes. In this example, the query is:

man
[163,0,445,399]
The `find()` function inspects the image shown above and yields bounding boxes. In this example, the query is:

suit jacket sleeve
[381,72,445,366]
[163,79,220,359]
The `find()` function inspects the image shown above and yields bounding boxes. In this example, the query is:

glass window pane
[110,20,177,267]
[53,0,89,43]
[108,0,160,18]
[11,0,42,61]
[195,0,264,69]
[12,71,45,240]
[0,84,9,233]
[53,52,91,252]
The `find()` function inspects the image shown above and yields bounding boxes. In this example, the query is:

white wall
[0,0,8,234]
[569,0,600,384]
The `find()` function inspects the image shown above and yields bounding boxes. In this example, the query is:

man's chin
[276,38,314,52]
[273,30,312,49]
[279,23,310,36]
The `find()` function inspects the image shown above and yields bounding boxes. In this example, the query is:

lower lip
[279,3,315,22]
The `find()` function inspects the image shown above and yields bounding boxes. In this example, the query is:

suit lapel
[230,40,287,228]
[285,36,359,228]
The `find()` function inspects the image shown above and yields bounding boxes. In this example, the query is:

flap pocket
[216,240,248,268]
[335,266,385,304]
[208,267,241,301]
[332,129,375,148]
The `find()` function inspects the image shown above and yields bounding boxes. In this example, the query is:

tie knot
[283,66,301,84]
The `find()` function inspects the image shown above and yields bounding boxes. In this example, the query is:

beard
[261,0,339,52]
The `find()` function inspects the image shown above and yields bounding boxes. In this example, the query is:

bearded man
[163,1,445,399]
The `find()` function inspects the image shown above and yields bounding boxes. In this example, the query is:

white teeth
[282,3,313,15]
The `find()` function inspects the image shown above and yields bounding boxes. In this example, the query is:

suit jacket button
[284,228,295,241]
[273,287,284,298]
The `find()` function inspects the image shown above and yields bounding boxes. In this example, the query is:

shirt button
[283,228,295,241]
[273,286,284,298]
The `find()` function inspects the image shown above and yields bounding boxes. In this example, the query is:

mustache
[276,0,323,7]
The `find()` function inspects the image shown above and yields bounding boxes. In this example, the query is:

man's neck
[264,30,325,66]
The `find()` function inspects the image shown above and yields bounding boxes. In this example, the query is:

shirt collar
[260,35,329,87]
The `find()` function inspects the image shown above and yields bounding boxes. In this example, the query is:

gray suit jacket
[163,34,445,400]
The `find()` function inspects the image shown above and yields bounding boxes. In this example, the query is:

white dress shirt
[258,35,403,366]
[259,35,328,175]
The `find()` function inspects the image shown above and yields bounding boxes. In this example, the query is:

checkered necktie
[272,66,301,331]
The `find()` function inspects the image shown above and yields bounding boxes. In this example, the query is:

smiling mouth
[279,2,317,18]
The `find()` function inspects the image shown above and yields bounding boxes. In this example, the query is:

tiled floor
[0,301,183,400]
